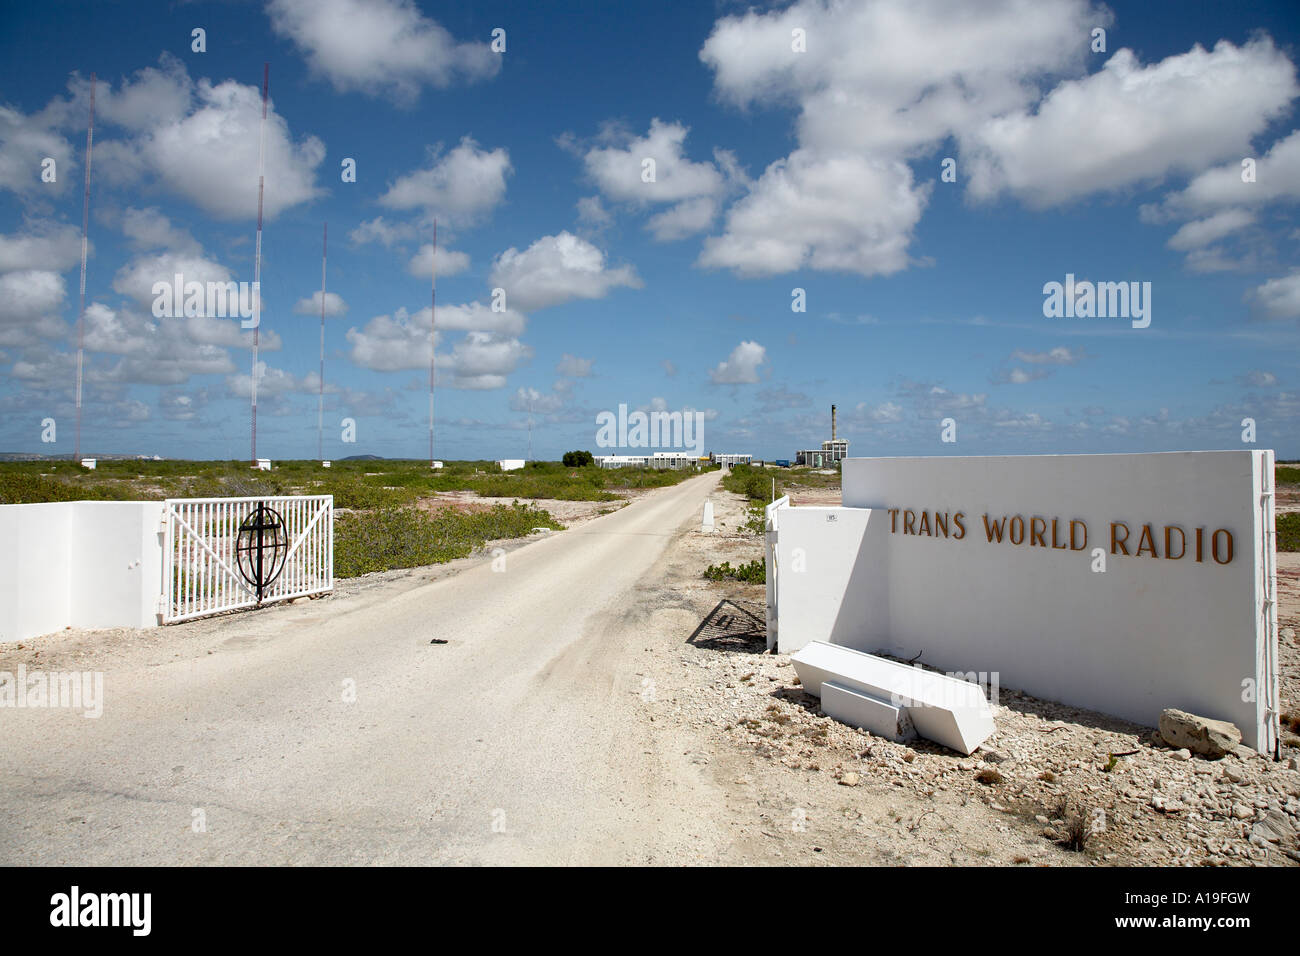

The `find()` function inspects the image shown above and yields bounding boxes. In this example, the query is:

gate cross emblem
[235,504,288,601]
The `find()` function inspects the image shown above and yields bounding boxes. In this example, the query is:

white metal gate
[162,495,333,624]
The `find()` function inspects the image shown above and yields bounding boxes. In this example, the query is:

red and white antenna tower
[251,62,268,466]
[318,222,327,463]
[436,217,441,470]
[73,74,96,465]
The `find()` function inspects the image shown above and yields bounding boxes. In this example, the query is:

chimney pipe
[831,403,837,441]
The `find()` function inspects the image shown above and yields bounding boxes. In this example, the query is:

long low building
[595,452,698,469]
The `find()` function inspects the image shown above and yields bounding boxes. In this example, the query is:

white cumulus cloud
[268,0,500,102]
[489,232,640,311]
[709,340,767,384]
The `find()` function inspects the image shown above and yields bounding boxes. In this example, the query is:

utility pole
[436,217,441,470]
[73,74,95,465]
[251,63,268,466]
[318,222,326,463]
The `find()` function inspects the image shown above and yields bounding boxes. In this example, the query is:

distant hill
[341,454,385,461]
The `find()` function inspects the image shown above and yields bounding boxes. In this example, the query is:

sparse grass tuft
[703,559,766,583]
[1062,809,1092,853]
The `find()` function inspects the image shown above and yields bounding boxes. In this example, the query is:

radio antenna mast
[318,222,327,463]
[436,219,441,468]
[73,74,96,465]
[251,62,268,465]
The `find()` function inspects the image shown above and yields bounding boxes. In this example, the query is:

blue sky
[0,0,1297,461]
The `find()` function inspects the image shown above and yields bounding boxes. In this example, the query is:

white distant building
[430,460,443,470]
[253,459,272,471]
[497,459,525,471]
[595,452,696,469]
[710,453,752,468]
[79,458,96,470]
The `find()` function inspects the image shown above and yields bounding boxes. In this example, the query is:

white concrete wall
[770,505,888,653]
[0,502,72,642]
[69,502,165,631]
[774,451,1277,752]
[0,501,164,641]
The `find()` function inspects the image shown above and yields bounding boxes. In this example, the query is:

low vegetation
[722,461,844,504]
[1278,513,1300,552]
[0,457,700,504]
[722,463,782,502]
[0,457,705,576]
[703,559,766,584]
[334,502,562,578]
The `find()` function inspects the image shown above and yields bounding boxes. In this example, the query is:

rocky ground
[633,485,1300,866]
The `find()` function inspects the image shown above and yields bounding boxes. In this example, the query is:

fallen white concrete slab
[822,680,915,743]
[792,641,995,755]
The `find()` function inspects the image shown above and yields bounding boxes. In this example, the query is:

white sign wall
[770,451,1278,752]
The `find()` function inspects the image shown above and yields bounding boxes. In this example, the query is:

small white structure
[702,499,715,533]
[767,451,1280,753]
[430,460,443,470]
[79,458,96,470]
[321,460,331,468]
[793,641,995,754]
[496,459,525,472]
[710,453,752,469]
[253,458,272,471]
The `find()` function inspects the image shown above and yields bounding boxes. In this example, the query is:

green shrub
[562,450,594,467]
[0,471,129,503]
[1277,466,1300,486]
[722,463,781,503]
[1279,513,1300,552]
[313,479,414,510]
[703,559,766,584]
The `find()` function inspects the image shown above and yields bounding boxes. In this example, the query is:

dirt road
[0,470,729,865]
